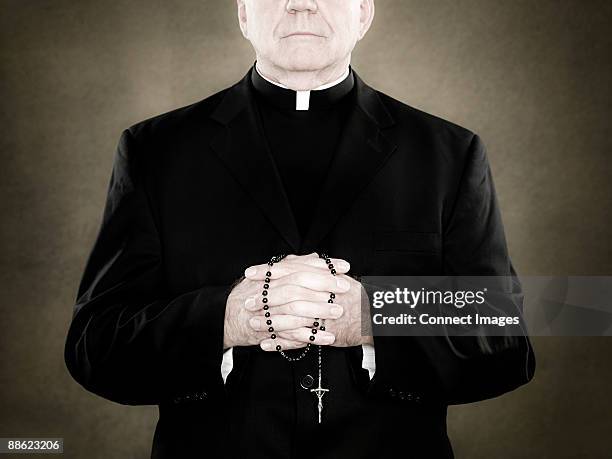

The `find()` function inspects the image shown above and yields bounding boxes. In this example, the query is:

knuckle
[268,267,280,279]
[279,284,292,303]
[278,330,293,340]
[292,271,308,284]
[287,300,302,315]
[283,329,297,340]
[316,259,329,269]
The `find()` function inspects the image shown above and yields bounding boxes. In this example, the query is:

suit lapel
[208,71,302,252]
[300,71,398,252]
[208,67,397,255]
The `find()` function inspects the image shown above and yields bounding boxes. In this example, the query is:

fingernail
[245,267,257,277]
[262,342,271,350]
[249,317,260,329]
[245,297,255,309]
[336,278,350,290]
[338,261,350,270]
[331,306,343,317]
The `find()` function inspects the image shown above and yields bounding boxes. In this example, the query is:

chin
[274,51,334,72]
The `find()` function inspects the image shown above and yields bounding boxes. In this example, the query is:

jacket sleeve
[64,128,233,406]
[366,133,536,405]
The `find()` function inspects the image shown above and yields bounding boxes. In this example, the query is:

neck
[255,56,351,91]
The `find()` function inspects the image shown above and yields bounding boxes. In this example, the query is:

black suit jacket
[65,66,535,458]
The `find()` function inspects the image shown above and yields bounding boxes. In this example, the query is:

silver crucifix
[310,370,329,424]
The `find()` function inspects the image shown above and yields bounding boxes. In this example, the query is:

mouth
[284,32,324,38]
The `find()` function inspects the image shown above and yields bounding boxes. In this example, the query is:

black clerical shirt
[250,63,356,242]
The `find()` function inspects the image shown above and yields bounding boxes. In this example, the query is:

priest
[64,0,536,458]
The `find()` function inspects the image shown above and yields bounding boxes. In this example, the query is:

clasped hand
[224,252,372,351]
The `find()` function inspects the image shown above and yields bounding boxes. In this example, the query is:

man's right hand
[223,253,351,351]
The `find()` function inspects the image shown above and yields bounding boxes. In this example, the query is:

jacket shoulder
[124,84,234,144]
[375,90,477,151]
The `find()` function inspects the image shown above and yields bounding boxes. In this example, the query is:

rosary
[262,252,336,423]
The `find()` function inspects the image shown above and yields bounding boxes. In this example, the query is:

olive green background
[1,1,611,458]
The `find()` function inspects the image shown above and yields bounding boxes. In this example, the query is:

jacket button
[300,374,314,389]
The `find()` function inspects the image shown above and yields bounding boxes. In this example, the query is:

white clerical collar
[254,62,350,111]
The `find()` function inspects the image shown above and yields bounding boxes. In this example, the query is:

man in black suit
[64,0,535,457]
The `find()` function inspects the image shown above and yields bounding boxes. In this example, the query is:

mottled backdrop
[1,0,611,458]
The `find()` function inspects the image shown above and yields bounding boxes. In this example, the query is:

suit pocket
[373,230,441,253]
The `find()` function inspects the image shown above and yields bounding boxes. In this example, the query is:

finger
[244,259,348,281]
[285,258,351,276]
[244,296,258,311]
[245,285,333,311]
[272,270,351,293]
[285,252,318,260]
[249,314,318,332]
[292,256,350,273]
[285,252,348,270]
[269,300,343,320]
[260,338,306,352]
[278,327,336,345]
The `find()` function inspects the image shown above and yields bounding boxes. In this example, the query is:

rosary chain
[262,252,336,361]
